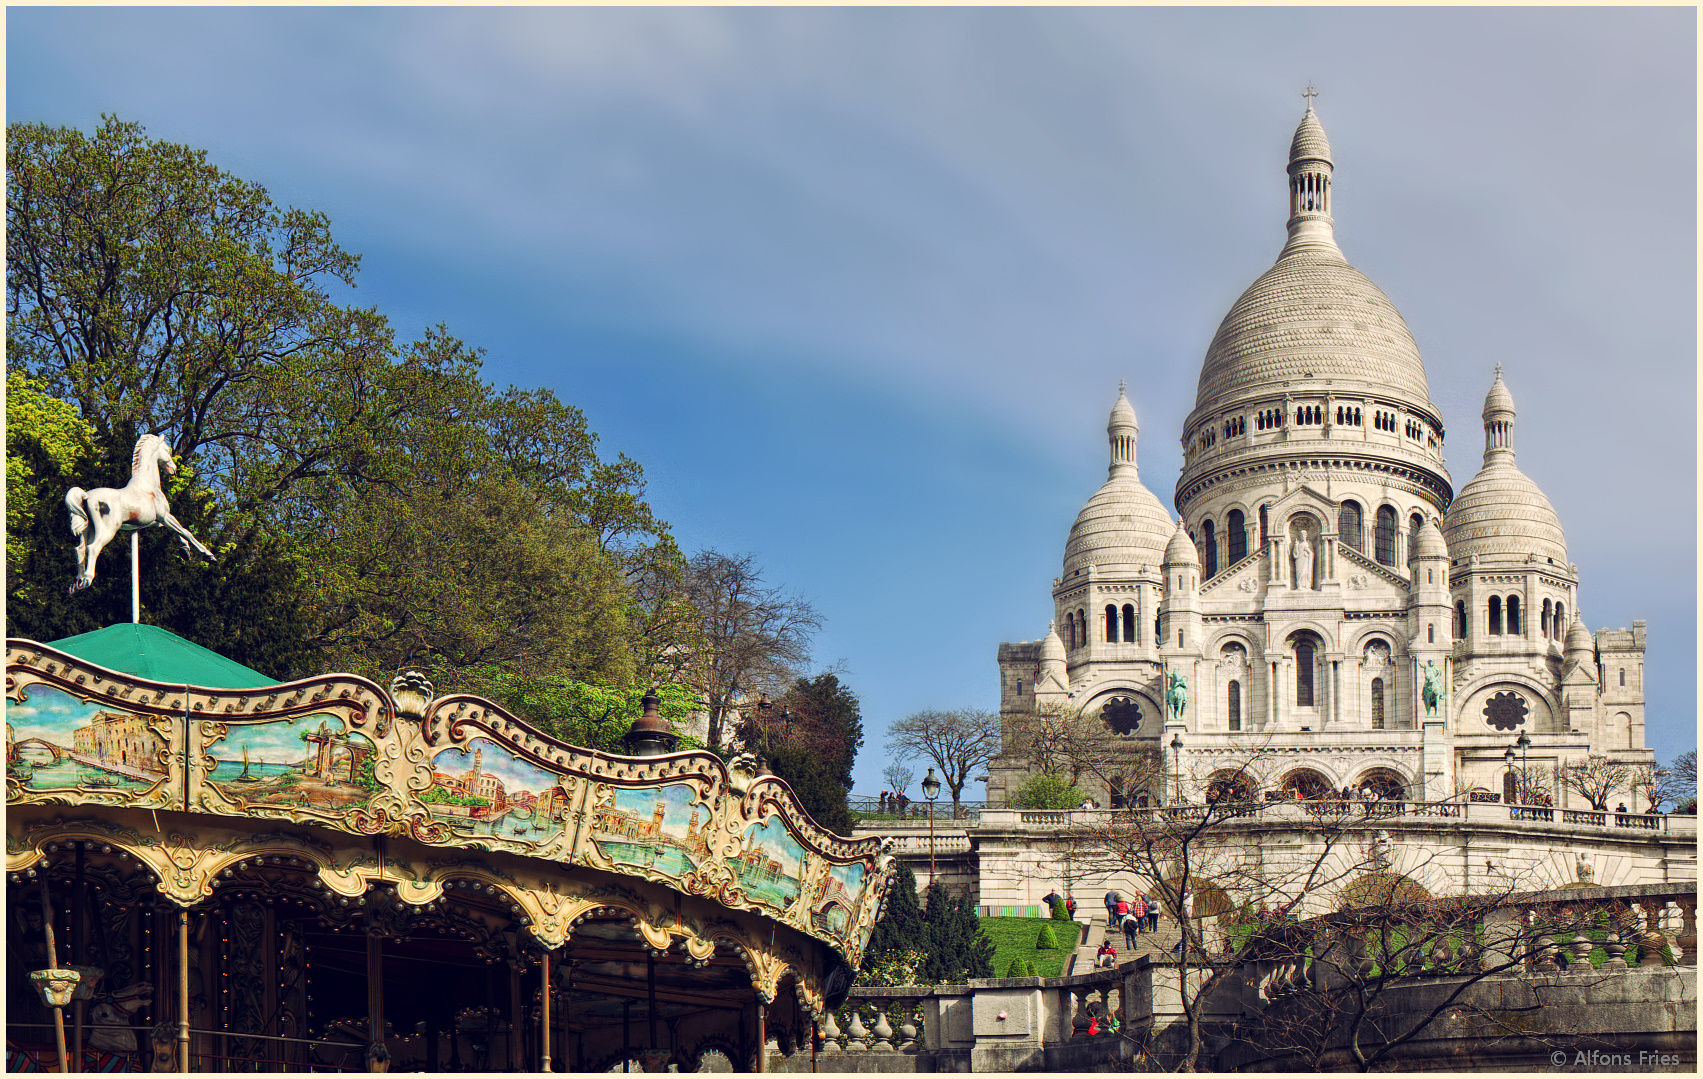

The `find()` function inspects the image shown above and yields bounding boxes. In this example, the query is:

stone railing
[976,800,1698,837]
[779,962,1150,1072]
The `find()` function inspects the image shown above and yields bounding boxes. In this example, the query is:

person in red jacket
[1095,941,1118,968]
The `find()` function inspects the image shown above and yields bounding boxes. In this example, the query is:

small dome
[1163,518,1199,566]
[1289,107,1333,167]
[1109,386,1138,431]
[1483,366,1515,418]
[1040,623,1066,665]
[1442,461,1567,566]
[1411,516,1447,560]
[1063,478,1174,579]
[1565,614,1593,656]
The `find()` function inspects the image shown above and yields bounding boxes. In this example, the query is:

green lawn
[980,916,1082,978]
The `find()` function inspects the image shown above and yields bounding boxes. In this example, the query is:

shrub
[1006,957,1026,977]
[1023,958,1038,976]
[1009,771,1085,810]
[1051,900,1072,921]
[1035,924,1059,950]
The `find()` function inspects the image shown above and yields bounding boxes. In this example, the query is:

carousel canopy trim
[46,623,280,689]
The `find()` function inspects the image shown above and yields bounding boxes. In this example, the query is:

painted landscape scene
[205,716,378,811]
[812,861,865,938]
[731,816,805,909]
[426,738,570,844]
[589,782,710,876]
[6,684,166,794]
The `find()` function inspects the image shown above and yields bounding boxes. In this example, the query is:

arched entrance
[1355,768,1408,803]
[1278,768,1333,801]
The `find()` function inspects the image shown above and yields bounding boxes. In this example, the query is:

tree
[881,762,916,800]
[762,744,853,836]
[457,673,699,754]
[1002,701,1125,788]
[1557,755,1636,811]
[682,551,820,754]
[885,709,1001,815]
[861,862,927,973]
[741,672,864,790]
[1009,772,1086,810]
[1669,750,1696,802]
[920,882,995,984]
[8,118,686,690]
[1629,764,1676,813]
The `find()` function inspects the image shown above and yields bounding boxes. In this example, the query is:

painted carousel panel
[587,781,713,877]
[5,683,176,805]
[730,815,806,911]
[425,737,574,849]
[198,712,380,816]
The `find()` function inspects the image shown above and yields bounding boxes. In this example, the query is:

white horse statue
[65,433,214,593]
[86,980,154,1053]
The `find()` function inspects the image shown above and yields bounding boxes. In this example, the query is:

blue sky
[10,8,1695,797]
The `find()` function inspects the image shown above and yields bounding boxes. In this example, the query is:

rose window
[1483,691,1529,732]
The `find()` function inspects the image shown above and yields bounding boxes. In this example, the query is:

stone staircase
[1066,913,1184,975]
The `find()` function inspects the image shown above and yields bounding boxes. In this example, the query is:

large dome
[1063,477,1175,579]
[1443,462,1567,566]
[1195,247,1433,410]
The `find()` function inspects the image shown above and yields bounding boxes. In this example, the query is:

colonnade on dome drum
[6,640,890,1072]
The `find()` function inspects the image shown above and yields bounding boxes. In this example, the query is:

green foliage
[461,673,697,755]
[862,863,928,974]
[921,882,996,984]
[419,787,490,808]
[1005,957,1027,977]
[1051,900,1072,921]
[778,673,864,790]
[763,744,853,835]
[1034,924,1059,950]
[979,918,1067,979]
[7,117,689,693]
[1009,771,1085,810]
[854,949,928,988]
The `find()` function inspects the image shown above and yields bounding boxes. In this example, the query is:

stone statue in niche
[1576,852,1595,885]
[1291,528,1315,590]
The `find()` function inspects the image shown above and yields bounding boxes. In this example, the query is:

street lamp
[921,768,941,885]
[1169,733,1185,805]
[1504,745,1517,804]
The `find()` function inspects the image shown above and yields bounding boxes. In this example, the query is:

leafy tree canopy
[763,743,853,836]
[1010,771,1086,810]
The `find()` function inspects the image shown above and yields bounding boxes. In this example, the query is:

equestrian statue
[1421,660,1443,718]
[65,433,214,594]
[1165,665,1188,721]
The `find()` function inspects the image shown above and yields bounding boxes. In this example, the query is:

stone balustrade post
[846,1006,869,1050]
[896,996,920,1052]
[1636,900,1669,966]
[1565,905,1595,970]
[870,1006,895,1051]
[819,1009,841,1052]
[1676,897,1697,966]
[1071,988,1092,1036]
[1602,903,1630,969]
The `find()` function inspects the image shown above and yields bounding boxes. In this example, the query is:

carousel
[6,628,889,1072]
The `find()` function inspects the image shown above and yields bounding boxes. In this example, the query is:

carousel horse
[65,433,214,593]
[86,980,154,1052]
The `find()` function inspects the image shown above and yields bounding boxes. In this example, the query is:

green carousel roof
[45,623,279,689]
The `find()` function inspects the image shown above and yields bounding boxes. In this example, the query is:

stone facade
[988,104,1655,814]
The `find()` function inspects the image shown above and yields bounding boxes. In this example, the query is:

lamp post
[1504,745,1517,805]
[1169,733,1185,805]
[1516,730,1532,804]
[921,768,941,885]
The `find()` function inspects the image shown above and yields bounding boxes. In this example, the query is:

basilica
[988,104,1653,811]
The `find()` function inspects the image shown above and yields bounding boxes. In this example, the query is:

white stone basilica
[989,104,1654,811]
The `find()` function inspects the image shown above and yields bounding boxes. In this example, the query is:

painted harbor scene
[588,781,711,876]
[732,815,805,910]
[425,738,571,844]
[204,716,379,810]
[6,683,167,792]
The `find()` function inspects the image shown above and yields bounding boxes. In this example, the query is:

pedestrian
[1145,893,1160,933]
[878,790,888,814]
[1121,909,1140,950]
[1103,889,1120,925]
[1095,941,1117,968]
[1124,893,1142,934]
[1065,892,1077,918]
[1616,802,1628,814]
[1114,896,1130,928]
[1042,886,1062,913]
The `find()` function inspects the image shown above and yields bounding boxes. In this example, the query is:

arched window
[1296,639,1315,707]
[1427,624,1435,644]
[1154,615,1161,640]
[1619,668,1625,687]
[1507,596,1521,635]
[1338,500,1364,552]
[1371,677,1385,730]
[1259,505,1269,544]
[1109,776,1126,810]
[1503,770,1517,804]
[1488,596,1502,636]
[1374,505,1397,565]
[1203,519,1217,578]
[1408,512,1424,562]
[1554,603,1566,639]
[1077,610,1088,647]
[1456,601,1467,639]
[1121,604,1136,643]
[1541,599,1552,638]
[1105,604,1119,643]
[1227,509,1247,563]
[1227,680,1241,731]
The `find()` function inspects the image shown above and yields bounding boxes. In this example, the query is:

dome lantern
[1283,91,1341,258]
[1108,381,1140,481]
[1062,385,1173,580]
[1443,368,1567,567]
[1482,363,1517,465]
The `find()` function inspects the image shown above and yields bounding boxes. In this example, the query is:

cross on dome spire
[1302,84,1318,110]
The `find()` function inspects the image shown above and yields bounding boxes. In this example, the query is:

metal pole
[177,911,190,1074]
[366,933,384,1058]
[508,961,524,1071]
[929,807,936,885]
[647,954,658,1062]
[131,532,140,623]
[540,949,551,1073]
[812,1019,819,1073]
[755,1002,766,1074]
[73,847,86,1073]
[39,881,70,1074]
[622,1001,630,1072]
